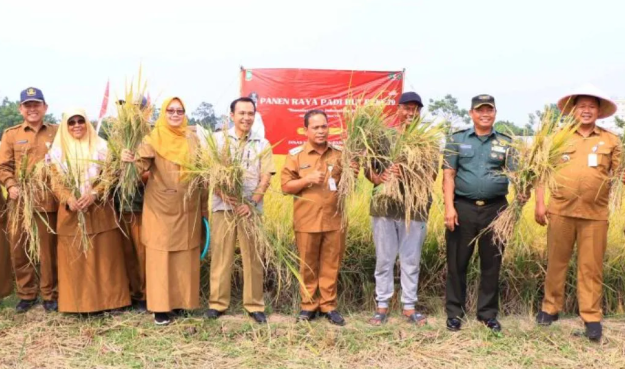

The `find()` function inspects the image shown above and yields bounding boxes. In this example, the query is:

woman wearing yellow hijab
[49,108,130,314]
[122,97,204,326]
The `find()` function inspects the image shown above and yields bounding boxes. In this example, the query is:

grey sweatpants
[372,217,427,310]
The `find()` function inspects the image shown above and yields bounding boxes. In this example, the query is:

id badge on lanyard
[588,145,598,167]
[328,165,337,192]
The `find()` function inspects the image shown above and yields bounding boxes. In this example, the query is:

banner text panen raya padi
[240,68,403,155]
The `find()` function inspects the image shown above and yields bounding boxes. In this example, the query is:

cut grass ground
[1,299,624,369]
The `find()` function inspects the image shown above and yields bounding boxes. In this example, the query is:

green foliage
[427,94,470,133]
[191,101,218,128]
[529,103,561,129]
[494,120,533,136]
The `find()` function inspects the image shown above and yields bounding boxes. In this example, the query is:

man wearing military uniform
[281,109,356,326]
[535,85,622,342]
[0,87,59,312]
[443,94,511,332]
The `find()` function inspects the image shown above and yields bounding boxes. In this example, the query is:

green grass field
[1,302,624,368]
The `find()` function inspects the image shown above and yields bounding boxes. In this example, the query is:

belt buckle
[475,200,485,206]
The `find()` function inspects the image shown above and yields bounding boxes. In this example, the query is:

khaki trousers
[0,220,12,298]
[121,212,146,301]
[542,214,607,322]
[10,212,57,301]
[296,230,346,313]
[208,211,264,313]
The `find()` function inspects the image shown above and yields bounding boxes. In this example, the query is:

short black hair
[304,109,328,128]
[574,95,601,107]
[230,97,256,113]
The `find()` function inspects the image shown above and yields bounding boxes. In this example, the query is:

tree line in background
[0,94,594,139]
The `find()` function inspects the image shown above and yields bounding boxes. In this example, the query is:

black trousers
[445,196,507,320]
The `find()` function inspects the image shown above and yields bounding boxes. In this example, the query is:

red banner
[240,68,403,155]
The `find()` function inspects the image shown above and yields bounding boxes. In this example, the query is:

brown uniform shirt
[548,126,622,221]
[0,122,58,212]
[136,132,204,252]
[281,142,344,233]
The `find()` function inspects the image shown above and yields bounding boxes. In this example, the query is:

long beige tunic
[137,132,203,312]
[53,174,131,313]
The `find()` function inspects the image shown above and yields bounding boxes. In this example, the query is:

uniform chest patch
[491,146,506,154]
[16,140,28,144]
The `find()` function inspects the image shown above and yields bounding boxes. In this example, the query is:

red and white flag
[95,80,110,134]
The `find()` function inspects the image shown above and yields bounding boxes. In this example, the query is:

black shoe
[585,322,602,342]
[248,311,267,324]
[154,313,171,326]
[204,309,225,320]
[132,300,147,313]
[446,318,462,331]
[296,310,317,322]
[322,310,345,326]
[15,299,37,313]
[536,311,559,326]
[479,318,502,332]
[43,300,58,313]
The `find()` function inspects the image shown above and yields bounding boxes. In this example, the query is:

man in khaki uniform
[205,97,275,324]
[0,87,58,312]
[281,109,356,326]
[0,192,12,301]
[535,84,621,342]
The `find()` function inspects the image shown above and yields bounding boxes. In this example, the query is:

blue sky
[0,0,623,126]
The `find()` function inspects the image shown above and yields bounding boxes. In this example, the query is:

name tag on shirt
[588,154,598,167]
[16,140,28,144]
[459,144,472,149]
[492,146,506,154]
[328,177,337,191]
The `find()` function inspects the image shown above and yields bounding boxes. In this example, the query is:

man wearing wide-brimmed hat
[535,84,621,342]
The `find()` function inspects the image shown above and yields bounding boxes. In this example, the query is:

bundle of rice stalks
[5,154,54,263]
[101,67,151,214]
[484,108,580,246]
[337,98,389,210]
[184,129,304,293]
[50,158,94,254]
[609,147,625,213]
[372,118,445,228]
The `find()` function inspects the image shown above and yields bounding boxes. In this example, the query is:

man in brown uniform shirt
[281,109,357,326]
[0,192,12,301]
[0,87,58,313]
[535,85,621,342]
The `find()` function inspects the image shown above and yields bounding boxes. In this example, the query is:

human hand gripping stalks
[338,98,389,213]
[50,153,102,254]
[182,128,304,293]
[481,108,580,247]
[5,153,55,264]
[101,67,151,216]
[373,118,445,229]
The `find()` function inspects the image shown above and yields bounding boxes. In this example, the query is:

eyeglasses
[166,109,185,116]
[68,118,86,126]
